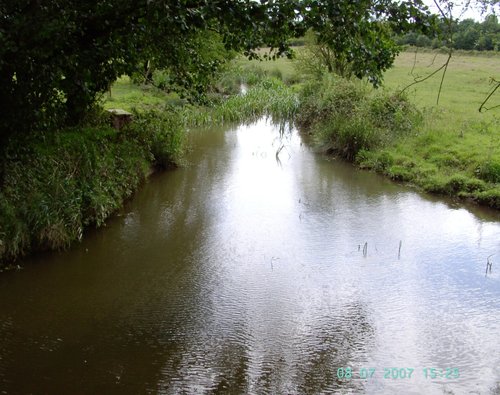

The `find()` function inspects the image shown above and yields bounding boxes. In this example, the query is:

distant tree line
[397,14,500,50]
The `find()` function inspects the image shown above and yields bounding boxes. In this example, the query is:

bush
[415,34,432,48]
[297,75,420,160]
[129,110,185,168]
[152,69,172,90]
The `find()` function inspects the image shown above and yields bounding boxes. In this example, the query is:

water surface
[1,119,499,394]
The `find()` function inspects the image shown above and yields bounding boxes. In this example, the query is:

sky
[423,0,497,22]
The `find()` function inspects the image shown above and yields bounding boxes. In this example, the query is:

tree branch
[479,78,500,112]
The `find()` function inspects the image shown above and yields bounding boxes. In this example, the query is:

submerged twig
[398,240,402,260]
[485,254,494,275]
[271,256,279,271]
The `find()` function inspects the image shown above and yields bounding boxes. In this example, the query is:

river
[1,118,499,394]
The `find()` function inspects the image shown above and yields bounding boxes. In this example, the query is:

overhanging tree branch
[479,78,500,112]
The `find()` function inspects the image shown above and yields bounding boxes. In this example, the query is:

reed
[180,78,299,129]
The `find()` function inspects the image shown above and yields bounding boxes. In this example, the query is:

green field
[384,50,499,124]
[103,76,184,111]
[377,51,499,207]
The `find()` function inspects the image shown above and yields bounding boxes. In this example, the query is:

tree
[0,0,433,142]
[297,0,435,86]
[142,30,237,102]
[0,0,302,140]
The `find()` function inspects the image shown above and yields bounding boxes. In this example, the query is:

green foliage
[104,76,184,112]
[0,0,434,142]
[0,111,185,264]
[294,30,336,79]
[475,188,500,209]
[423,174,486,195]
[129,110,185,168]
[140,31,238,103]
[477,160,500,183]
[0,0,304,140]
[235,50,303,86]
[300,0,435,86]
[297,75,420,160]
[152,70,172,91]
[374,50,500,206]
[238,47,499,208]
[397,14,500,51]
[184,77,299,128]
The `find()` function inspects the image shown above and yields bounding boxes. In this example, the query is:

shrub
[129,110,185,168]
[297,75,420,160]
[152,69,172,90]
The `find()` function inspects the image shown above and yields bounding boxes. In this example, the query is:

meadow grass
[103,76,184,111]
[375,51,500,207]
[383,50,499,124]
[234,49,300,85]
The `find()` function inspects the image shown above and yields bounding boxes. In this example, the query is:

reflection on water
[0,119,499,394]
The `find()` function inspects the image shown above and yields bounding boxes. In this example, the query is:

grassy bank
[104,76,185,111]
[296,75,421,161]
[241,49,500,209]
[2,50,497,267]
[364,51,500,208]
[0,110,185,268]
[0,75,297,268]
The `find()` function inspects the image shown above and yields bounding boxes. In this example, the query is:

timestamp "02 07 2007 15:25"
[336,367,460,380]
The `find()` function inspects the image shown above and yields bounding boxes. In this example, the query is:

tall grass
[0,112,185,266]
[185,78,299,127]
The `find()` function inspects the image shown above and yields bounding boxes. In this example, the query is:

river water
[1,118,499,394]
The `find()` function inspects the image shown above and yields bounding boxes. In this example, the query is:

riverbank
[2,52,498,267]
[240,49,500,209]
[0,77,297,268]
[295,73,499,209]
[356,51,500,208]
[2,102,499,395]
[0,111,184,268]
